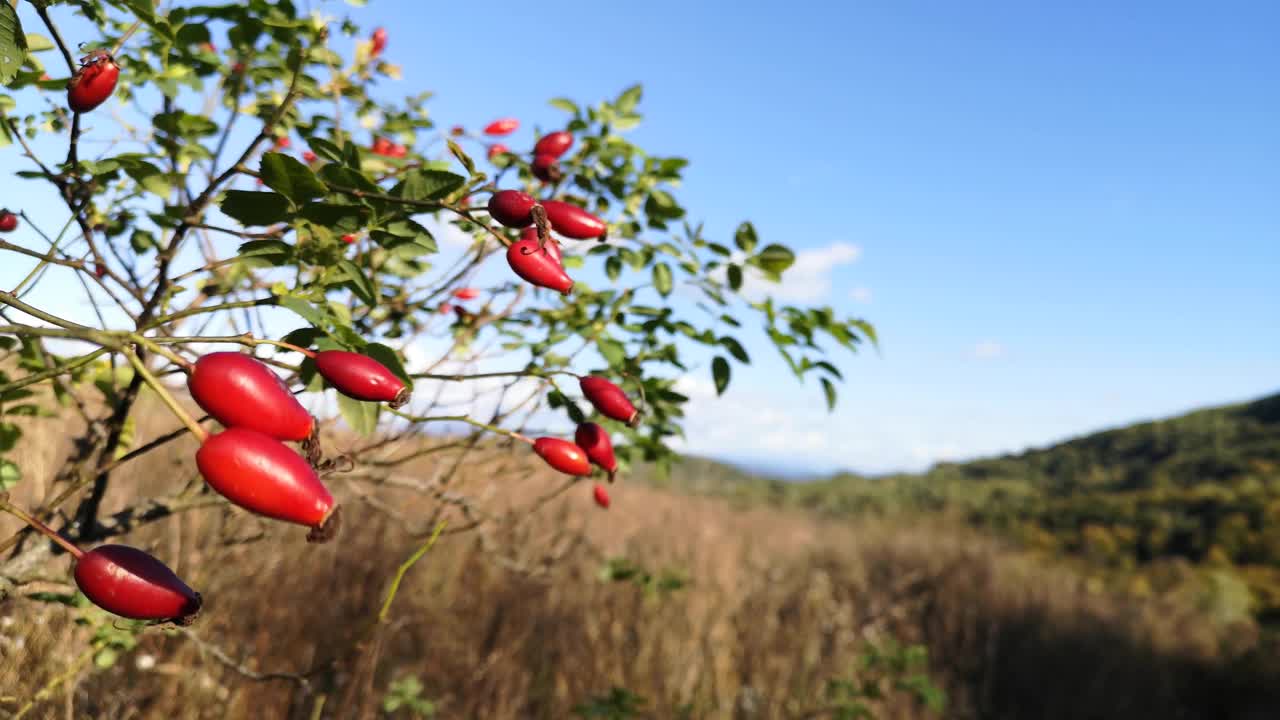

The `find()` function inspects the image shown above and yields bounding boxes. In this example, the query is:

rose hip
[533,131,573,159]
[520,226,562,264]
[487,190,537,228]
[533,437,592,476]
[487,144,508,161]
[67,51,120,114]
[507,237,572,294]
[371,27,388,56]
[453,287,480,300]
[541,200,606,240]
[593,484,611,509]
[483,118,519,136]
[196,428,339,540]
[0,210,18,233]
[531,153,561,183]
[75,545,203,622]
[188,352,314,441]
[314,350,410,407]
[580,376,639,426]
[575,422,618,476]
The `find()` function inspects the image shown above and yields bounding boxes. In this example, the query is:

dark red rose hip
[0,210,17,233]
[533,131,573,158]
[507,236,573,294]
[520,226,563,264]
[533,437,592,476]
[75,545,203,622]
[575,422,618,476]
[188,353,314,441]
[487,190,537,228]
[314,350,410,407]
[541,200,606,240]
[196,428,339,540]
[531,153,562,183]
[580,376,640,426]
[67,51,120,113]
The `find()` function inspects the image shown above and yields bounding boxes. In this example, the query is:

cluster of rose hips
[11,23,638,625]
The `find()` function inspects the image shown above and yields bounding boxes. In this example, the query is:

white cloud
[738,241,862,303]
[849,286,873,303]
[971,341,1005,360]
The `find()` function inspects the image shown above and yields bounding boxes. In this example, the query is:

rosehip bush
[0,0,874,630]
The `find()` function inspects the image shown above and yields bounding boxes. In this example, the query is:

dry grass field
[2,400,1278,719]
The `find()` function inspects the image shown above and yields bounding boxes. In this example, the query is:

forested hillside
[639,391,1280,622]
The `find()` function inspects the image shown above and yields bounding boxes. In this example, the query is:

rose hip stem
[122,349,209,444]
[0,499,85,560]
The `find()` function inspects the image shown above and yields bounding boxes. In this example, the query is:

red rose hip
[487,190,537,228]
[196,428,339,540]
[488,144,508,161]
[188,353,314,441]
[520,226,563,264]
[533,437,592,476]
[371,27,388,56]
[453,287,480,300]
[580,376,640,426]
[575,422,618,476]
[315,350,410,407]
[0,210,17,233]
[507,237,572,294]
[593,484,611,509]
[541,200,606,240]
[483,118,519,136]
[75,545,203,622]
[533,131,573,159]
[66,51,120,113]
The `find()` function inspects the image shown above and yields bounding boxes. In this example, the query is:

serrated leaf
[0,3,29,86]
[337,394,379,436]
[711,356,730,395]
[300,202,369,233]
[308,137,343,163]
[220,191,291,226]
[820,377,837,411]
[260,152,327,205]
[734,222,758,253]
[391,169,465,202]
[753,244,795,274]
[652,263,672,297]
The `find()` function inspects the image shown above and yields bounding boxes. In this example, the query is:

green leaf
[220,191,291,226]
[0,422,20,452]
[308,137,344,163]
[337,394,379,436]
[391,169,465,202]
[605,255,622,282]
[236,239,294,267]
[820,377,837,411]
[0,460,18,491]
[446,139,475,175]
[23,33,52,52]
[720,336,750,364]
[259,152,327,205]
[711,356,730,395]
[0,4,28,86]
[300,202,369,233]
[336,259,377,305]
[616,84,643,113]
[734,222,758,253]
[277,296,327,328]
[597,337,626,367]
[753,244,796,275]
[652,263,673,297]
[549,97,578,114]
[364,343,412,388]
[727,264,743,291]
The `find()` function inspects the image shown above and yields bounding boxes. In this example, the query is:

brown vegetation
[2,406,1278,719]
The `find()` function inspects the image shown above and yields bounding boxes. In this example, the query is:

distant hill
[644,390,1280,621]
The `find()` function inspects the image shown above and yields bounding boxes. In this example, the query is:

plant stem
[376,520,447,623]
[121,349,209,443]
[390,409,534,445]
[0,499,85,560]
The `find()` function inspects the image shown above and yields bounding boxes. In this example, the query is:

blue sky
[3,0,1277,475]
